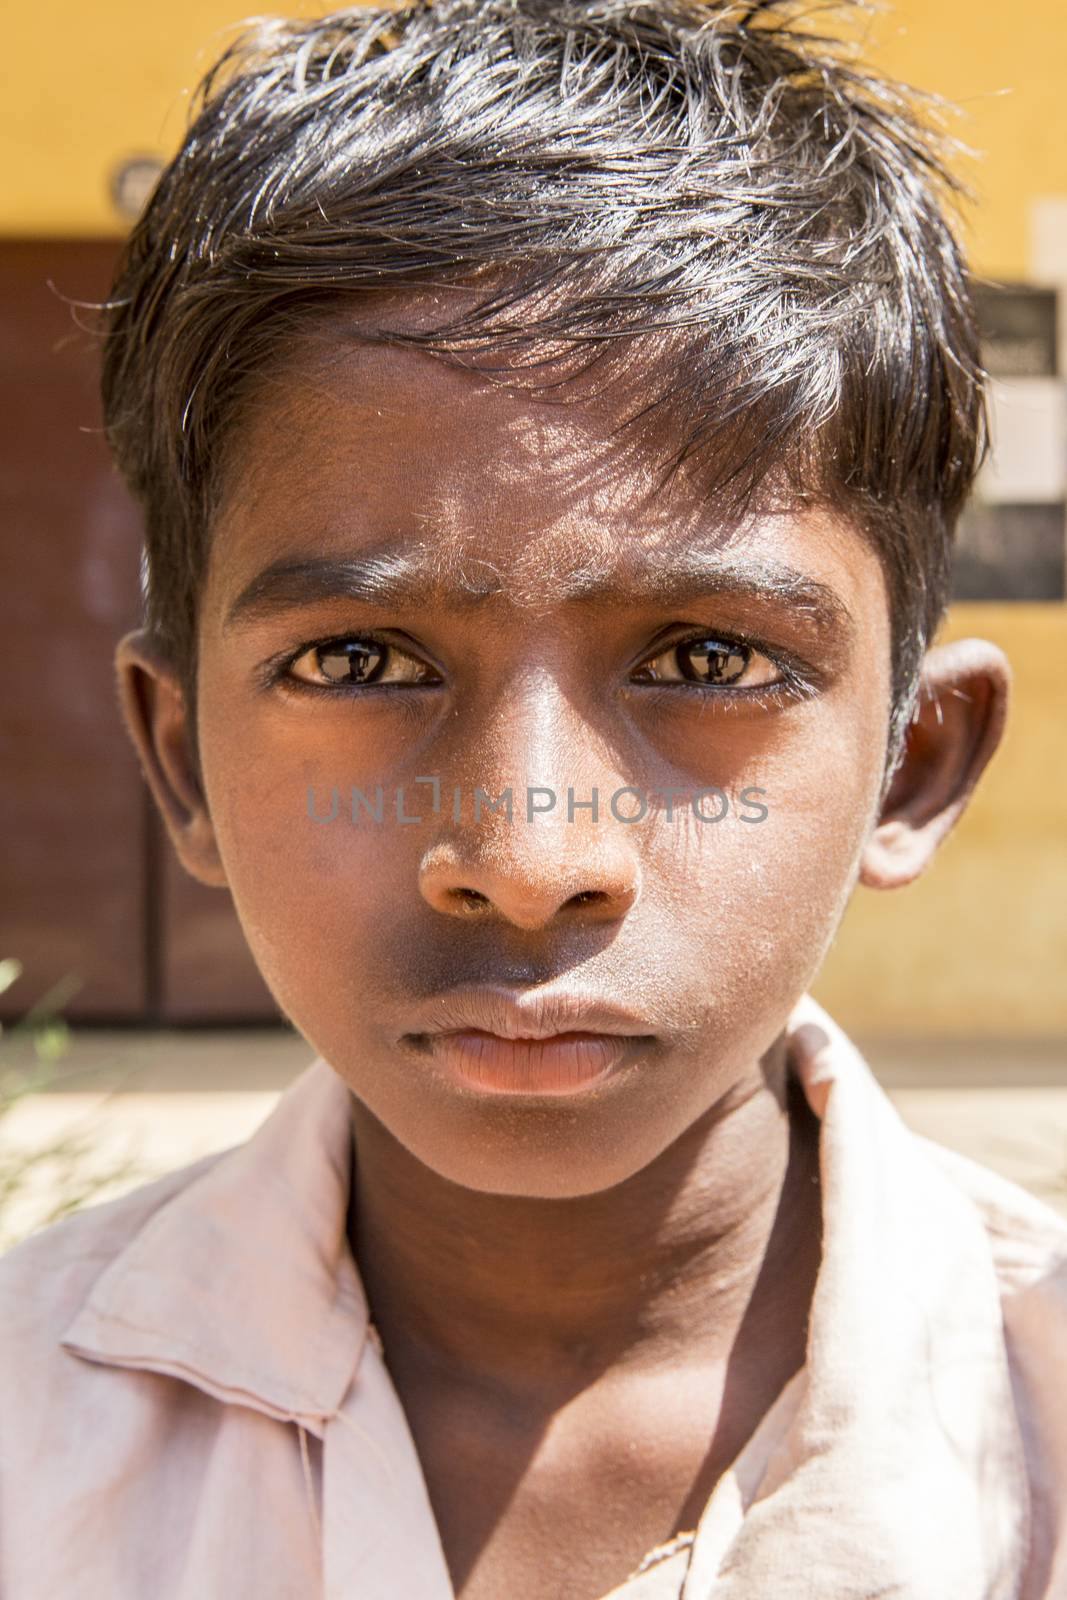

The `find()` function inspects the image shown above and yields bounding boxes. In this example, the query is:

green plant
[0,960,149,1251]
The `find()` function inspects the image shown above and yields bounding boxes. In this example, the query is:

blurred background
[1,0,1065,1244]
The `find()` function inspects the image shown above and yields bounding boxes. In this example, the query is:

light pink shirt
[2,994,1066,1598]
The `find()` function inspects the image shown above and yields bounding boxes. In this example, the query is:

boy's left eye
[632,636,781,689]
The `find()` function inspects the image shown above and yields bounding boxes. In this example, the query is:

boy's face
[116,303,1006,1199]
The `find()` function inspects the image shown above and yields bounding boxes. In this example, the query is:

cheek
[637,760,872,1025]
[642,701,885,1020]
[193,677,420,1015]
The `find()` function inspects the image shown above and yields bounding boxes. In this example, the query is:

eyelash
[258,627,823,708]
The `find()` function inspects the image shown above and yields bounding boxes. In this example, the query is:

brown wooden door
[0,239,278,1024]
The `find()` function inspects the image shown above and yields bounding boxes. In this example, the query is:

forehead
[218,335,698,573]
[206,299,886,628]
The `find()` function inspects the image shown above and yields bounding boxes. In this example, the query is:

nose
[418,831,640,929]
[415,668,644,931]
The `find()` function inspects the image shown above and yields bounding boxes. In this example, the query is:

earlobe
[114,629,228,889]
[859,638,1011,891]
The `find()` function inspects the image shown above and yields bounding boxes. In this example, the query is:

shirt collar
[683,993,1032,1596]
[60,1055,368,1434]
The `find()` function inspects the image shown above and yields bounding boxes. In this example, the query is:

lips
[428,1029,640,1095]
[406,985,656,1097]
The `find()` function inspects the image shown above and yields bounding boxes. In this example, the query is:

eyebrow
[223,548,855,640]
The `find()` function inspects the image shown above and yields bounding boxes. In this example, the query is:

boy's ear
[859,638,1011,891]
[114,629,228,889]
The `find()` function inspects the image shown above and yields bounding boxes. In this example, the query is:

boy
[2,1,1065,1596]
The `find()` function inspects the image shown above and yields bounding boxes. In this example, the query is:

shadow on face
[113,313,1008,1200]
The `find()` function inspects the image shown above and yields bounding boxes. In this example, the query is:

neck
[346,1036,823,1410]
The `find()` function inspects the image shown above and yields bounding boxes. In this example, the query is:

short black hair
[99,0,986,784]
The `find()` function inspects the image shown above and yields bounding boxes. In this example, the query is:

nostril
[450,887,491,911]
[418,849,639,925]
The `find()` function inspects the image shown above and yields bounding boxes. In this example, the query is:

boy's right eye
[285,635,441,689]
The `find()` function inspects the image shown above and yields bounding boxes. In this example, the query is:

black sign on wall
[953,283,1066,602]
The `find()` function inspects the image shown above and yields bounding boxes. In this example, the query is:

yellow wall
[815,602,1067,1034]
[2,2,1065,1033]
[3,0,1063,272]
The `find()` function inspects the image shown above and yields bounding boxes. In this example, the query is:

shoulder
[915,1140,1067,1594]
[916,1131,1067,1422]
[914,1133,1067,1296]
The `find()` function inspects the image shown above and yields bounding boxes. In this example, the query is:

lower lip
[428,1030,642,1096]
